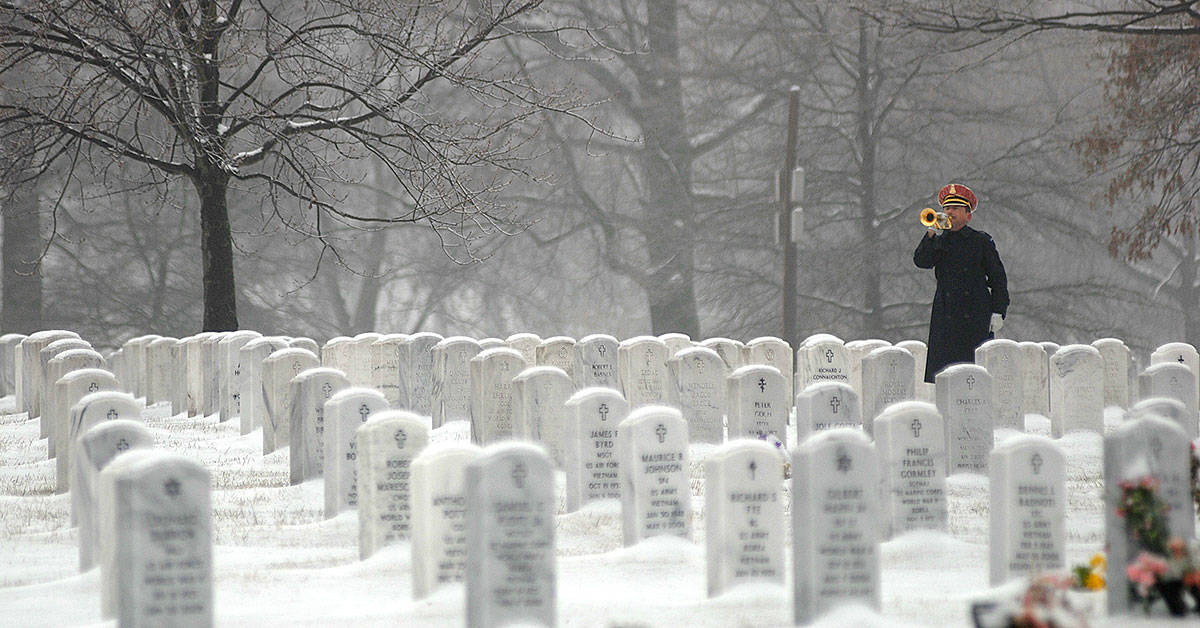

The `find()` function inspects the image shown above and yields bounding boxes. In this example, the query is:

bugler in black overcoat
[913,225,1009,383]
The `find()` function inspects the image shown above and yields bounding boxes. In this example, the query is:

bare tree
[857,0,1200,36]
[0,0,572,331]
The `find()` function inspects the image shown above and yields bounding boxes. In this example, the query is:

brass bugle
[920,207,952,230]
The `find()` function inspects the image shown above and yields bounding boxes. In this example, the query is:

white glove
[990,313,1004,333]
[926,226,943,237]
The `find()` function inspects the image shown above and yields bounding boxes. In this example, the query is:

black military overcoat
[913,225,1009,383]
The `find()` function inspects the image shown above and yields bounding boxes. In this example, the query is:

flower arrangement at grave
[972,573,1089,628]
[757,432,790,478]
[1118,476,1200,616]
[1191,442,1200,516]
[1071,553,1106,591]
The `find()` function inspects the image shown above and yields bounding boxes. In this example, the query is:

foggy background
[0,1,1187,359]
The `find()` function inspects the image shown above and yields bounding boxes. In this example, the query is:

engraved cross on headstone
[511,461,528,489]
[322,382,333,397]
[966,374,975,390]
[598,403,609,422]
[757,378,766,393]
[748,460,757,480]
[655,423,667,443]
[597,344,607,355]
[88,382,99,392]
[910,418,922,438]
[107,409,118,421]
[394,428,407,449]
[115,438,129,452]
[829,396,841,414]
[1178,355,1186,363]
[836,447,852,473]
[1030,452,1043,475]
[824,349,834,363]
[358,403,371,422]
[164,478,181,497]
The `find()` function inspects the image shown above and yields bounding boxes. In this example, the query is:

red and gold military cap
[938,183,977,211]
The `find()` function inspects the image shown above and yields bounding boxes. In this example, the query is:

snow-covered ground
[0,400,1186,627]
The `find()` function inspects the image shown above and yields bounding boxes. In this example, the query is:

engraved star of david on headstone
[757,378,766,393]
[655,423,667,443]
[511,461,528,489]
[965,374,975,390]
[164,478,181,497]
[748,460,757,480]
[825,349,834,364]
[115,438,130,452]
[359,404,371,421]
[910,419,922,438]
[836,447,852,473]
[107,409,118,421]
[598,403,609,421]
[1030,452,1043,475]
[829,396,841,414]
[394,428,407,449]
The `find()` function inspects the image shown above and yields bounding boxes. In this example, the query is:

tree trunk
[2,176,42,333]
[1182,233,1198,348]
[856,19,884,338]
[642,0,700,338]
[350,229,390,334]
[194,172,238,331]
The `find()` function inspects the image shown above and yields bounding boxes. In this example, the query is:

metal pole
[781,86,801,349]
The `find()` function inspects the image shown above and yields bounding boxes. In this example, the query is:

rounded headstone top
[478,338,506,349]
[992,433,1059,454]
[799,426,872,450]
[352,332,383,343]
[293,366,348,381]
[674,346,721,361]
[472,346,525,363]
[620,335,664,347]
[798,380,855,396]
[539,335,576,345]
[45,338,92,354]
[846,339,890,350]
[323,336,352,348]
[29,330,81,343]
[373,334,409,345]
[730,363,783,379]
[405,332,444,343]
[52,347,105,362]
[327,386,387,406]
[1154,341,1196,354]
[437,335,481,348]
[58,367,117,384]
[624,404,683,423]
[578,333,618,345]
[413,440,484,464]
[566,386,627,405]
[505,332,542,344]
[1091,338,1127,349]
[513,365,570,382]
[0,333,27,342]
[802,333,844,347]
[1127,397,1188,423]
[876,400,938,419]
[265,347,318,362]
[978,338,1021,351]
[866,345,911,360]
[747,336,788,348]
[658,332,691,342]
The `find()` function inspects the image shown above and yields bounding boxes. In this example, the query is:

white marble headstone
[988,435,1065,586]
[260,347,319,455]
[1092,338,1131,410]
[1048,345,1104,437]
[573,333,620,391]
[794,381,861,442]
[874,401,947,538]
[860,346,914,436]
[975,339,1024,430]
[617,406,692,545]
[411,441,485,599]
[511,365,574,465]
[431,336,481,429]
[75,419,154,572]
[356,410,430,558]
[745,336,794,405]
[705,439,784,597]
[726,364,788,443]
[618,336,672,408]
[398,332,442,416]
[671,346,727,444]
[791,428,880,624]
[935,364,994,474]
[98,450,211,625]
[469,347,524,445]
[287,367,350,485]
[323,387,389,518]
[465,442,556,628]
[536,335,576,381]
[1018,341,1049,417]
[563,387,629,512]
[1137,363,1198,440]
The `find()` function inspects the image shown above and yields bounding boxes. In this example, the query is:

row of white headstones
[6,329,1200,625]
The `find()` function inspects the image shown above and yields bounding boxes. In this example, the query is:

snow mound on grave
[809,603,921,628]
[593,534,702,566]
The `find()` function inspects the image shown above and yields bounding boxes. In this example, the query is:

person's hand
[990,313,1004,333]
[926,226,943,237]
